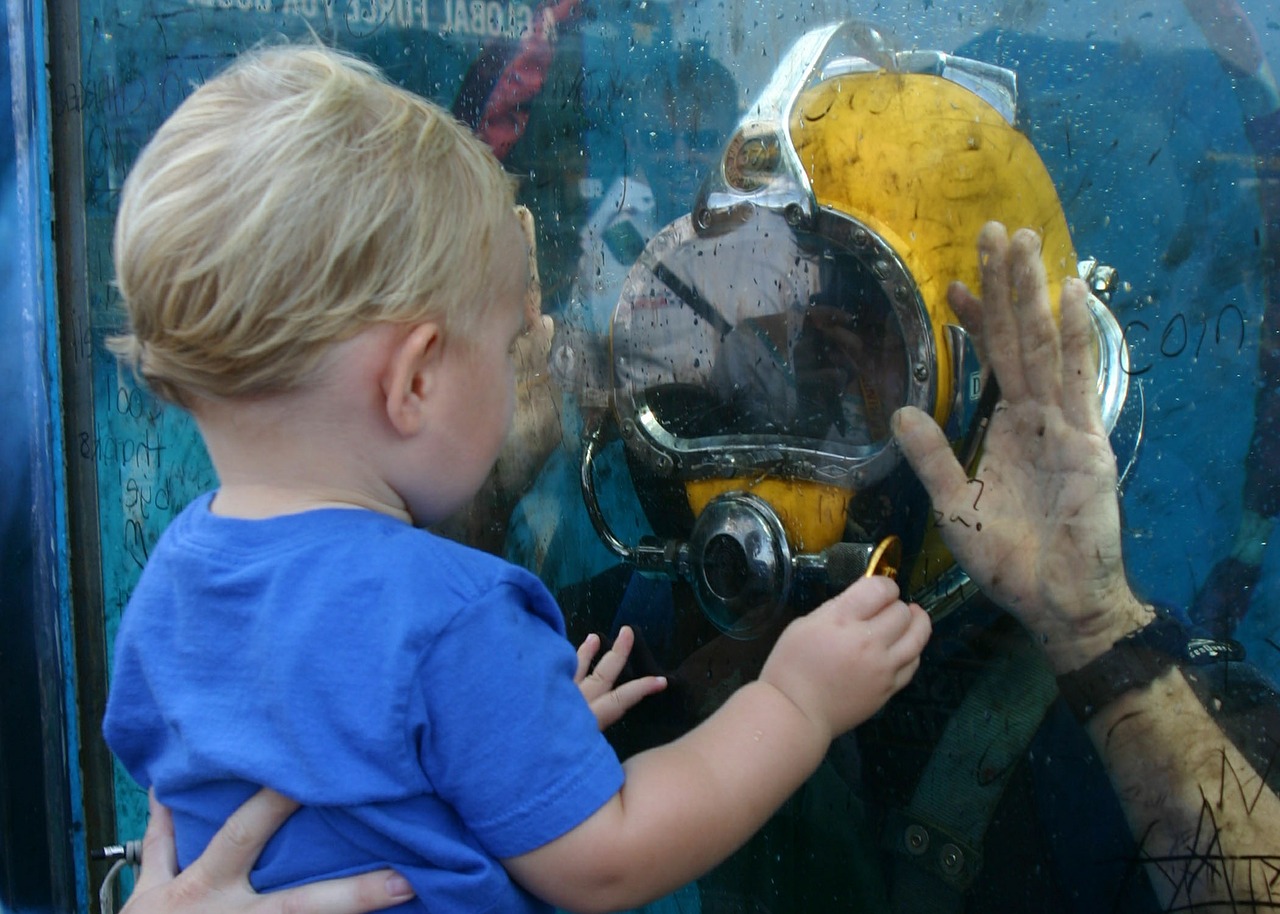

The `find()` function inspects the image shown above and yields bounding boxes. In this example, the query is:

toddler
[103,44,931,913]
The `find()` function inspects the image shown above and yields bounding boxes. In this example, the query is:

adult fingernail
[386,874,414,899]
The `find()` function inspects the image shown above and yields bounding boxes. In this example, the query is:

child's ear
[382,321,443,437]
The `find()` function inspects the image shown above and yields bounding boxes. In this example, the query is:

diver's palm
[948,397,1124,638]
[894,223,1136,665]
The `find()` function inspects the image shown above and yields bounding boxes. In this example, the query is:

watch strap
[1056,612,1244,722]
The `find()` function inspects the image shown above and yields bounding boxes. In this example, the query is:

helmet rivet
[940,844,964,876]
[853,228,869,246]
[913,363,929,382]
[905,825,929,855]
[895,284,909,301]
[784,203,805,227]
[873,260,890,280]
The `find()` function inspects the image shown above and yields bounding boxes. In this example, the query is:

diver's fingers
[1008,228,1062,408]
[514,204,542,326]
[515,315,554,376]
[892,406,970,518]
[1058,278,1107,435]
[947,281,994,395]
[975,223,1027,403]
[947,280,986,361]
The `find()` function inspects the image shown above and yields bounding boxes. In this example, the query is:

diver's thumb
[891,407,965,502]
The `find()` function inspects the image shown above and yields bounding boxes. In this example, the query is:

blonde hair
[110,44,517,406]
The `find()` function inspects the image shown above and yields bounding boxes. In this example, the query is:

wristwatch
[1055,607,1245,722]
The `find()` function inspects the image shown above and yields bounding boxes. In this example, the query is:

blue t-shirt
[103,493,624,913]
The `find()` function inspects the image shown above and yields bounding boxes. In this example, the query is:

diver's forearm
[1086,668,1280,909]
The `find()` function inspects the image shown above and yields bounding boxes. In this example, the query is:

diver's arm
[893,221,1280,909]
[1083,663,1280,907]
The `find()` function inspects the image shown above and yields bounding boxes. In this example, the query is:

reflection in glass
[613,207,907,460]
[62,2,1280,912]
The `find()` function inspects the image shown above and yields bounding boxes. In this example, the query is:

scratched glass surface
[73,1,1280,910]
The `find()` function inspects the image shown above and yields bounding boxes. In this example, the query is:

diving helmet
[577,21,1141,638]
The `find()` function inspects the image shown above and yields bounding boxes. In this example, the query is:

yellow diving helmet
[580,21,1139,638]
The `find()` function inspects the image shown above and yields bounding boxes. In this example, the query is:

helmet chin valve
[687,493,904,638]
[687,492,793,639]
[581,419,900,639]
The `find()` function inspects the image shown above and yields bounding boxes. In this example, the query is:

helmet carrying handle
[580,410,687,578]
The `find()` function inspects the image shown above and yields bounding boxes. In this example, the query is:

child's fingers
[575,633,601,683]
[857,597,920,648]
[890,609,931,686]
[890,653,923,694]
[591,675,668,731]
[888,604,933,667]
[863,604,930,697]
[586,626,636,689]
[827,575,901,622]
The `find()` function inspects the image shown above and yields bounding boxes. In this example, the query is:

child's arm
[574,625,668,730]
[504,575,929,912]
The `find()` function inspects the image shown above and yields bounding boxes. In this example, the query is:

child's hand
[575,626,667,730]
[760,576,930,740]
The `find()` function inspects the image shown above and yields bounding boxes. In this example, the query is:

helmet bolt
[905,825,929,855]
[940,844,964,876]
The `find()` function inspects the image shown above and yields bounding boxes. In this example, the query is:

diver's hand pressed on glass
[120,788,415,914]
[437,209,561,553]
[575,625,668,730]
[892,222,1148,672]
[760,575,930,739]
[493,205,562,499]
[884,235,1280,912]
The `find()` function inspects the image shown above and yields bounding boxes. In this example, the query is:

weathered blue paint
[1,0,87,910]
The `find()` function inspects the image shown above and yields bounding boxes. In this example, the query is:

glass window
[67,2,1280,911]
